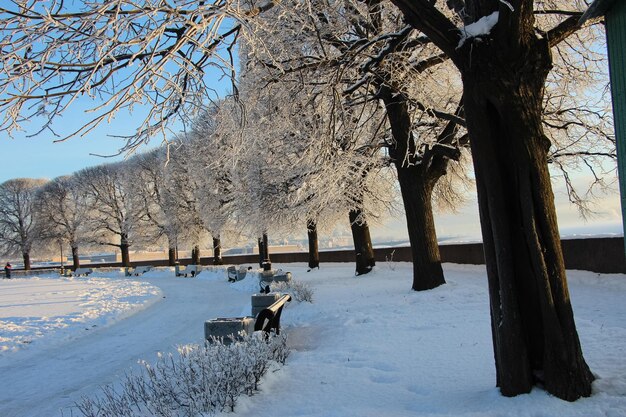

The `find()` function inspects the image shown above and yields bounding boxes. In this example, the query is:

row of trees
[0,0,617,403]
[0,97,396,272]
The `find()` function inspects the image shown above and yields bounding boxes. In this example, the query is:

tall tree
[242,0,469,286]
[34,176,91,269]
[386,0,595,400]
[131,149,195,266]
[0,178,47,269]
[75,163,147,267]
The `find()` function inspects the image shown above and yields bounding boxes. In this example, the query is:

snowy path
[0,272,251,417]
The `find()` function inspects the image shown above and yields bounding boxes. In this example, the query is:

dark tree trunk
[168,247,176,266]
[460,37,593,400]
[261,233,271,269]
[397,170,446,290]
[381,86,447,291]
[71,246,80,270]
[22,252,31,270]
[307,219,320,269]
[213,237,223,265]
[349,209,375,275]
[120,245,130,267]
[257,237,264,267]
[120,234,130,267]
[191,245,201,265]
[386,0,593,402]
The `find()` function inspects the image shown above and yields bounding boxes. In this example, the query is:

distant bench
[205,294,292,342]
[125,265,152,276]
[176,264,201,278]
[72,268,93,277]
[227,265,249,282]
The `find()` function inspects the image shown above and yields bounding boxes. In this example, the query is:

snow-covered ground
[1,263,625,417]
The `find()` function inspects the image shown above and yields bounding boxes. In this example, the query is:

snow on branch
[456,12,499,48]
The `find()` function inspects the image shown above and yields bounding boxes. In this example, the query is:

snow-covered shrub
[385,250,397,271]
[271,280,314,303]
[75,332,289,417]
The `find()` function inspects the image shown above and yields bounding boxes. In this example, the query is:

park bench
[125,265,152,276]
[205,293,292,342]
[176,264,201,277]
[72,268,93,277]
[253,294,292,335]
[227,265,249,282]
[259,269,292,287]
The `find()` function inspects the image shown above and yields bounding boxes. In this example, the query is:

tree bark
[349,209,375,275]
[191,244,201,265]
[460,37,593,400]
[307,219,320,269]
[258,237,265,267]
[381,86,446,290]
[168,247,177,266]
[261,233,271,269]
[213,237,223,265]
[386,0,594,401]
[71,246,80,270]
[22,252,31,270]
[397,170,446,290]
[120,242,130,267]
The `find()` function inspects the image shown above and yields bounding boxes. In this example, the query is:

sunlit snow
[1,263,625,417]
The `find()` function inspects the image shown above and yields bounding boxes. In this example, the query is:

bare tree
[130,149,196,265]
[165,139,212,264]
[34,175,91,269]
[386,0,596,400]
[0,0,275,151]
[212,69,395,274]
[75,163,147,267]
[0,178,48,269]
[240,0,471,285]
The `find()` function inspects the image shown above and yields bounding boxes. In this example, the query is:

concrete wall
[18,237,626,275]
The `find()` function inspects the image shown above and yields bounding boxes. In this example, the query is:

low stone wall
[18,237,626,275]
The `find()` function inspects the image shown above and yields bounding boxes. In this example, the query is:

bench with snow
[259,269,292,286]
[125,265,152,276]
[227,265,249,282]
[72,268,93,277]
[204,294,292,343]
[175,264,201,277]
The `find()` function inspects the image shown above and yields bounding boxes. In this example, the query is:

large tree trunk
[22,252,31,270]
[381,86,446,290]
[257,237,264,267]
[396,169,446,290]
[191,244,201,265]
[461,37,593,400]
[168,247,176,266]
[71,246,80,270]
[257,234,271,268]
[120,234,130,267]
[349,209,375,275]
[307,219,320,269]
[213,237,223,265]
[261,233,271,269]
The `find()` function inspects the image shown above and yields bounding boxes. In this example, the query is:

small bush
[75,332,289,417]
[271,280,314,303]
